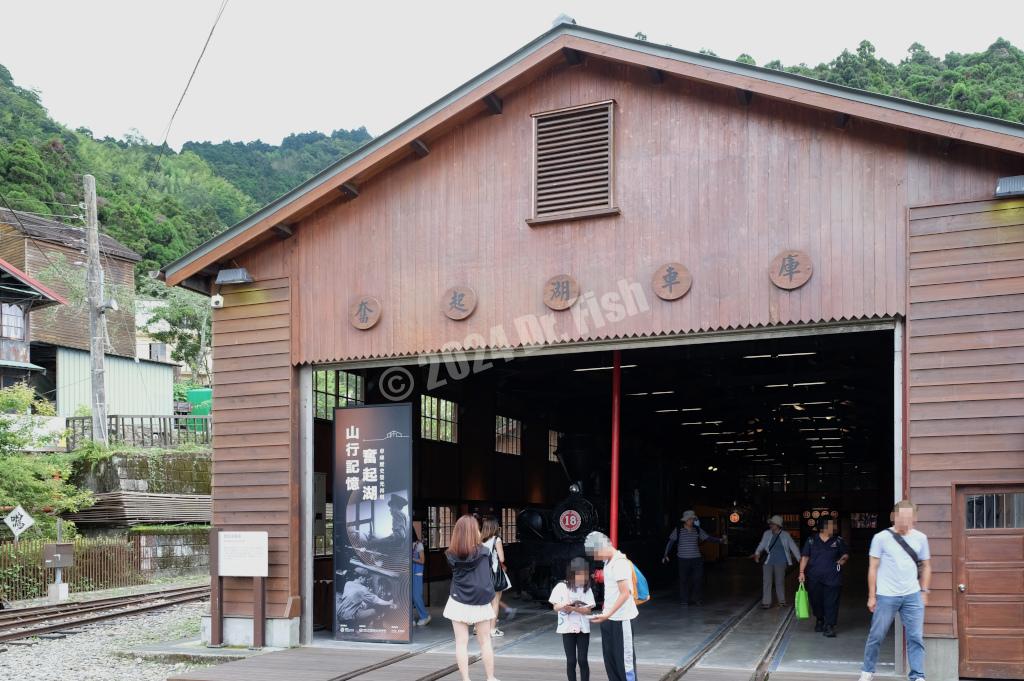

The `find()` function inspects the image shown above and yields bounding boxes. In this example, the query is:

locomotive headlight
[569,483,581,494]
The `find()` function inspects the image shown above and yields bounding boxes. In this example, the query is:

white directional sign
[218,531,268,577]
[3,505,35,539]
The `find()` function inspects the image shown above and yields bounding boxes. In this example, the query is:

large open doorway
[304,323,899,659]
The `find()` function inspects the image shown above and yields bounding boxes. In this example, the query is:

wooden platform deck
[167,647,675,681]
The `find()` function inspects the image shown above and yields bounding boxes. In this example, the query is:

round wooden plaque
[651,262,693,300]
[768,250,813,290]
[349,295,381,330]
[441,286,477,320]
[543,274,580,311]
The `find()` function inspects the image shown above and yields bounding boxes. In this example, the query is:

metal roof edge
[163,23,1024,281]
[567,26,1024,138]
[162,24,570,279]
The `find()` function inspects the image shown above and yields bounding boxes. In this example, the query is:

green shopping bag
[795,583,810,620]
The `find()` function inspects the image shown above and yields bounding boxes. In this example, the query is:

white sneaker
[858,673,873,681]
[491,628,504,637]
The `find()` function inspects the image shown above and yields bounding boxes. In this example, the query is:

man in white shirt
[860,500,931,681]
[585,531,638,681]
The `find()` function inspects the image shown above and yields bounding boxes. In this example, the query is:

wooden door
[955,486,1024,679]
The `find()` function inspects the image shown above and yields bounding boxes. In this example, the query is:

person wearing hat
[662,510,726,606]
[751,515,802,608]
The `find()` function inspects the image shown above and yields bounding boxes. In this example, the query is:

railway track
[0,584,210,644]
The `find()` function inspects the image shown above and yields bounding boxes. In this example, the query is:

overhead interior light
[822,437,841,441]
[803,401,830,405]
[818,427,838,431]
[810,445,824,449]
[806,437,820,441]
[681,421,703,426]
[655,409,678,413]
[746,448,758,451]
[716,441,735,445]
[743,354,772,359]
[777,352,816,357]
[650,390,674,395]
[700,432,721,436]
[574,364,638,372]
[765,384,789,388]
[707,465,715,471]
[627,392,649,396]
[728,448,745,451]
[689,483,696,487]
[799,428,816,432]
[794,381,826,387]
[705,420,723,424]
[700,485,707,489]
[679,407,702,412]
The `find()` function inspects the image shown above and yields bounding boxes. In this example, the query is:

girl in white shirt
[549,557,596,681]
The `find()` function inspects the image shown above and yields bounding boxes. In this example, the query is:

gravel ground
[0,601,220,681]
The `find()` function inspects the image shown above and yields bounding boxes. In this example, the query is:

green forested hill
[0,64,256,275]
[1,37,1023,285]
[183,128,371,206]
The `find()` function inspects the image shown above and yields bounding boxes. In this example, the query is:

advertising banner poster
[333,403,413,642]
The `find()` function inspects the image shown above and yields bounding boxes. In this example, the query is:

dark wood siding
[907,198,1024,639]
[291,58,1023,365]
[24,240,137,358]
[212,272,297,618]
[0,225,26,269]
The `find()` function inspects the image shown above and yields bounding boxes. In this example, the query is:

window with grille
[966,493,1024,529]
[495,415,522,455]
[428,505,455,549]
[501,508,519,544]
[530,101,615,224]
[548,429,563,463]
[421,395,458,443]
[1,304,25,340]
[314,369,364,420]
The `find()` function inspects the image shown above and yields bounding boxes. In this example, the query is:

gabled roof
[0,208,142,262]
[163,23,1024,287]
[0,256,68,309]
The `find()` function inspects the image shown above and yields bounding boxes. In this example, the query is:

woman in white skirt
[444,514,500,681]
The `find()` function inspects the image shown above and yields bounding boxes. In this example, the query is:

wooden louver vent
[532,101,614,221]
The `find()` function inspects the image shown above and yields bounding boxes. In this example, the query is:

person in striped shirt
[662,510,726,605]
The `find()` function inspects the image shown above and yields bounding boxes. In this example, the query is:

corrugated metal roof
[0,208,142,262]
[162,23,1024,283]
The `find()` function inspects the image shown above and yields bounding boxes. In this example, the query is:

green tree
[143,287,212,385]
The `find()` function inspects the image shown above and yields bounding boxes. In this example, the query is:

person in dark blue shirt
[799,518,849,637]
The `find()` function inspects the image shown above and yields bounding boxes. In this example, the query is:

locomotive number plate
[559,510,582,533]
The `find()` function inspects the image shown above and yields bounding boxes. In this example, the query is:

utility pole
[84,174,108,445]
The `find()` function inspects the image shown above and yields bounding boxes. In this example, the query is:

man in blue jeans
[860,500,932,681]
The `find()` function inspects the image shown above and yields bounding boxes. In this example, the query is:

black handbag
[487,538,510,591]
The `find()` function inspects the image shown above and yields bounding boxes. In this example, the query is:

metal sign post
[44,519,73,603]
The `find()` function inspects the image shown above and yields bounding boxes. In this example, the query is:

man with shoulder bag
[860,500,931,681]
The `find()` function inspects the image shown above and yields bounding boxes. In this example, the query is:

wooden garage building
[163,24,1024,679]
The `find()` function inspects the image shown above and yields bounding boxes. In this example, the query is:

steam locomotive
[510,432,610,600]
[514,485,601,600]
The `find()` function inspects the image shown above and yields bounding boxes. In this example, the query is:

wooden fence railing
[66,415,212,451]
[0,536,147,602]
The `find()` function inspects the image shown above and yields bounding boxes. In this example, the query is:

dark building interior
[311,328,894,623]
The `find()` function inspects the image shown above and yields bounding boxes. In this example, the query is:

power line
[160,0,229,146]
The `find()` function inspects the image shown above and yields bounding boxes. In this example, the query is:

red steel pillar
[610,350,621,546]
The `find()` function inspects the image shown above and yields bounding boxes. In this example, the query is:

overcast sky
[2,1,1020,149]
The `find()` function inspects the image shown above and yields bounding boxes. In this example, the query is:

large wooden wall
[907,198,1024,638]
[211,237,299,618]
[289,58,1023,365]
